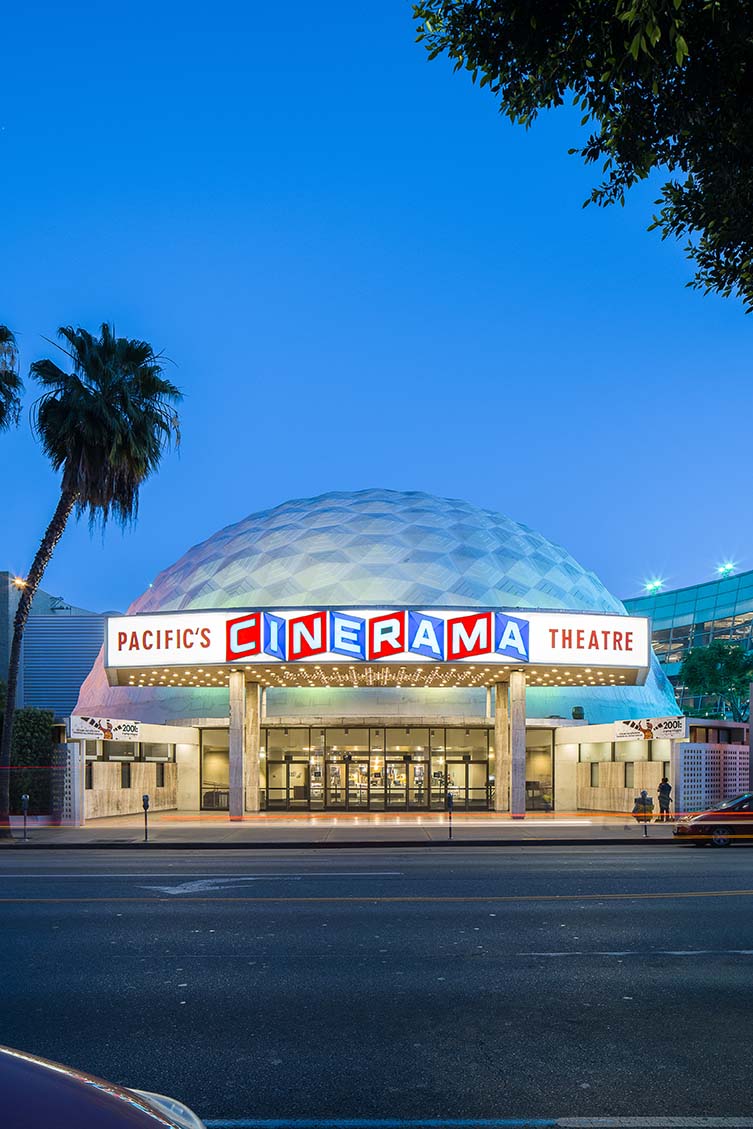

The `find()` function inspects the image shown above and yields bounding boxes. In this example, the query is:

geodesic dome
[77,488,679,724]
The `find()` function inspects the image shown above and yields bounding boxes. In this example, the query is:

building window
[625,762,635,789]
[84,740,100,759]
[106,741,136,761]
[156,763,165,788]
[143,742,174,761]
[85,762,93,790]
[590,763,599,787]
[580,741,612,763]
[121,762,131,789]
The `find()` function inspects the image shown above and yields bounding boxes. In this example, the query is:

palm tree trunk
[0,490,77,835]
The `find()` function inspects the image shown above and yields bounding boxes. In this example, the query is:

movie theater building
[71,489,686,821]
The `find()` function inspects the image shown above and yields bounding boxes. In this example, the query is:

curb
[0,836,679,850]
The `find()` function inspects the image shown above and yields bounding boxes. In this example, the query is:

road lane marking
[2,888,753,904]
[204,1122,557,1128]
[517,949,753,957]
[0,871,404,881]
[140,874,402,894]
[202,1120,753,1129]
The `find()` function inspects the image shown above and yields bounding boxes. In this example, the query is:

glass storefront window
[370,728,385,752]
[579,741,612,763]
[104,741,136,760]
[142,742,174,761]
[325,728,369,753]
[526,730,553,811]
[444,728,488,758]
[614,739,649,762]
[651,739,672,762]
[267,728,311,756]
[386,728,429,754]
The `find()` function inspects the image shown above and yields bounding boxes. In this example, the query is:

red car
[673,792,753,846]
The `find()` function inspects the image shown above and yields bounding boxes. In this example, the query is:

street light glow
[717,561,736,578]
[644,577,664,595]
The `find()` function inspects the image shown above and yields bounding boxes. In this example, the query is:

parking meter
[21,794,29,842]
[142,794,150,811]
[142,794,150,843]
[446,792,454,812]
[446,790,454,840]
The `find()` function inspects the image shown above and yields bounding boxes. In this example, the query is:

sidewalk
[2,811,678,848]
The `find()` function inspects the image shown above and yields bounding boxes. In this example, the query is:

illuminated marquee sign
[105,608,650,673]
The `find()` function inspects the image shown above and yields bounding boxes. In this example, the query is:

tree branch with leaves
[413,1,753,309]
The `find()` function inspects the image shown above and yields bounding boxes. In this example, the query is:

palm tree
[0,324,181,832]
[0,325,23,431]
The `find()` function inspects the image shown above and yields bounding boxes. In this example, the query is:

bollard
[142,794,150,843]
[447,790,454,841]
[21,794,29,842]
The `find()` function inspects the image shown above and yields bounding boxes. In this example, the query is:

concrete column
[494,682,509,812]
[228,671,245,820]
[67,742,86,827]
[510,669,527,819]
[245,681,261,813]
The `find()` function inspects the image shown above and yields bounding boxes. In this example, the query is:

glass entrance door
[346,757,369,809]
[386,759,408,809]
[326,758,346,809]
[409,761,429,808]
[266,760,310,809]
[369,755,385,809]
[446,760,489,810]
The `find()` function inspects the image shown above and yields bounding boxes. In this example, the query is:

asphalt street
[0,846,751,1123]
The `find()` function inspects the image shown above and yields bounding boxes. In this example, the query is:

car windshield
[710,793,753,811]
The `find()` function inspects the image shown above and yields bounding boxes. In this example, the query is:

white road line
[518,950,753,957]
[202,1119,753,1129]
[0,871,405,879]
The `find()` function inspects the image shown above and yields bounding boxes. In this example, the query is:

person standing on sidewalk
[657,777,672,821]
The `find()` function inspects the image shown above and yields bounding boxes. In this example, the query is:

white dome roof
[77,489,678,723]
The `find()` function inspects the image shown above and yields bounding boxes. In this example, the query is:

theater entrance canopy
[104,606,651,690]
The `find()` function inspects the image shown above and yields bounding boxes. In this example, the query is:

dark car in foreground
[0,1044,206,1129]
[673,792,753,846]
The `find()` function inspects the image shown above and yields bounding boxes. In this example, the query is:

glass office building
[625,570,753,718]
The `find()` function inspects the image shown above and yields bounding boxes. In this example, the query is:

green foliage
[0,707,56,814]
[0,325,23,430]
[30,323,182,528]
[680,641,753,721]
[413,1,753,309]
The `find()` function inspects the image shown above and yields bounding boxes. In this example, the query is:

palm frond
[0,324,23,431]
[29,322,182,527]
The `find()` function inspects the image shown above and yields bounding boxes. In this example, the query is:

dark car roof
[0,1045,181,1128]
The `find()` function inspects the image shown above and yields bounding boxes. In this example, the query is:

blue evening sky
[2,1,751,613]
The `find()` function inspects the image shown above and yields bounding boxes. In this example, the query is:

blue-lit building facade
[625,570,753,721]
